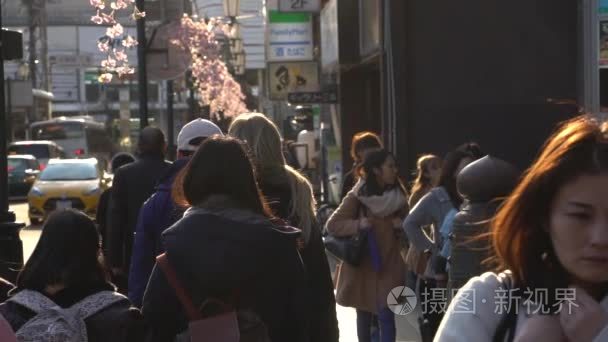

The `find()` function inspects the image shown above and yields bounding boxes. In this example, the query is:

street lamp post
[0,13,25,283]
[223,0,241,20]
[136,0,149,129]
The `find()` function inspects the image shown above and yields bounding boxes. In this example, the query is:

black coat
[0,282,144,342]
[0,277,14,303]
[141,201,310,342]
[107,156,171,272]
[259,180,340,342]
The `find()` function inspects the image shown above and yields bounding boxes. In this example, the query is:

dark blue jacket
[141,201,310,342]
[128,159,189,307]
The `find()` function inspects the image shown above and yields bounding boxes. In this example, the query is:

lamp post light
[223,0,241,21]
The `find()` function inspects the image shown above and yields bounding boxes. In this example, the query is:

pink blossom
[106,23,124,38]
[101,57,117,69]
[100,12,116,24]
[131,7,145,20]
[90,0,105,9]
[114,49,128,61]
[97,40,110,52]
[116,66,135,76]
[122,35,138,48]
[110,0,128,10]
[98,73,113,83]
[91,14,103,24]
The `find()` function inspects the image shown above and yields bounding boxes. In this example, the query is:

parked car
[8,155,40,198]
[8,140,65,171]
[28,158,110,224]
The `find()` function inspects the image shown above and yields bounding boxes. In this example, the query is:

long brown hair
[409,154,440,204]
[492,115,608,293]
[350,131,383,163]
[172,135,273,217]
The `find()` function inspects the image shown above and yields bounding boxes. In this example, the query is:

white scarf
[353,179,407,218]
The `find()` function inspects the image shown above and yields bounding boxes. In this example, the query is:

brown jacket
[326,189,408,314]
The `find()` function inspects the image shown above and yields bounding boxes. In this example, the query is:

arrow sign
[288,89,338,104]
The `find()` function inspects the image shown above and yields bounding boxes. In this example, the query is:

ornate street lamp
[223,0,240,21]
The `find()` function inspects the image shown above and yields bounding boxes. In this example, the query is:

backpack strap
[8,290,59,314]
[71,291,128,319]
[156,253,203,321]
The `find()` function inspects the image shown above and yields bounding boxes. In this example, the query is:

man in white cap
[128,119,223,307]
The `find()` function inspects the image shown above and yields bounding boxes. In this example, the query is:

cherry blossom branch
[171,15,247,118]
[90,0,145,83]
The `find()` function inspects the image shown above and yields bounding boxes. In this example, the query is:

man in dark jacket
[107,127,171,291]
[128,119,223,307]
[97,153,135,257]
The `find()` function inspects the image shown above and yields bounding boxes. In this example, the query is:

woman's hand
[559,287,608,342]
[514,314,566,342]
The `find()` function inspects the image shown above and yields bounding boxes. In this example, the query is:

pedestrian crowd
[0,113,606,342]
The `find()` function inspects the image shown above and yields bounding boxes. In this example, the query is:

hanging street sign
[267,11,313,62]
[287,89,338,104]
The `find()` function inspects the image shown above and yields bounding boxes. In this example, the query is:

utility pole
[0,21,26,282]
[136,0,149,129]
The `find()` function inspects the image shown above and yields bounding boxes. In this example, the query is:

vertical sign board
[320,0,339,69]
[601,21,608,67]
[601,0,608,14]
[268,61,319,100]
[279,0,321,12]
[267,11,314,62]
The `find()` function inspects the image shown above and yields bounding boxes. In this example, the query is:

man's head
[137,127,166,158]
[177,118,224,158]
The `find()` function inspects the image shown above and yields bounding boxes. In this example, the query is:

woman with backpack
[228,113,339,342]
[141,136,309,342]
[436,116,608,341]
[0,209,143,342]
[326,148,409,342]
[402,143,482,341]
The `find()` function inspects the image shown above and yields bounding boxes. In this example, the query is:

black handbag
[323,230,368,266]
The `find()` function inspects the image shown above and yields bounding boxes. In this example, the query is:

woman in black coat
[141,136,310,342]
[229,113,340,342]
[0,210,143,342]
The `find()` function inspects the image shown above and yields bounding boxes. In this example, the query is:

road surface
[9,201,421,342]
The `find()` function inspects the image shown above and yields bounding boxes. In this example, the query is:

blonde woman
[409,154,442,208]
[228,113,339,342]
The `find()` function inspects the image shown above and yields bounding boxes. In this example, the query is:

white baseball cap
[177,118,224,152]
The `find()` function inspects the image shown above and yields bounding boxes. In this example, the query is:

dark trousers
[356,308,396,342]
[418,278,444,342]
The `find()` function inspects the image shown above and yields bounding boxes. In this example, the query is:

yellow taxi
[28,158,111,224]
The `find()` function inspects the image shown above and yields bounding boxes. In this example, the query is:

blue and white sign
[267,11,313,62]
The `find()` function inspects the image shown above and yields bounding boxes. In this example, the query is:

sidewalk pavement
[336,298,422,342]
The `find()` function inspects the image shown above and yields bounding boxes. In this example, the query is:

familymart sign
[267,11,313,62]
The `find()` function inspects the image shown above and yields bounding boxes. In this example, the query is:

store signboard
[601,21,608,67]
[279,0,320,12]
[267,11,313,61]
[268,61,319,100]
[600,0,608,14]
[321,0,339,68]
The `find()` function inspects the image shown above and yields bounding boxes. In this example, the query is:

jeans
[356,308,396,342]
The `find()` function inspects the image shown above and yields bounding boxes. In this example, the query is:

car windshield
[39,163,98,181]
[8,145,50,159]
[32,122,84,140]
[7,159,28,173]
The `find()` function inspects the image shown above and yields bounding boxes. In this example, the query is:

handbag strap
[156,253,203,321]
